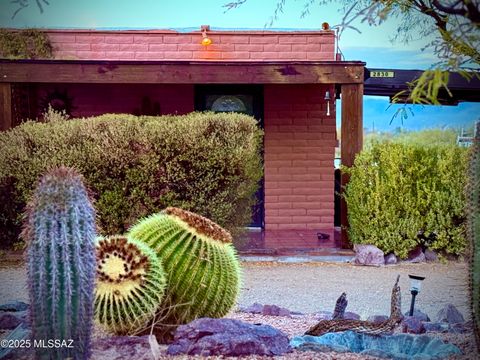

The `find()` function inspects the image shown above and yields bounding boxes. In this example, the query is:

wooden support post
[340,83,364,248]
[0,83,12,131]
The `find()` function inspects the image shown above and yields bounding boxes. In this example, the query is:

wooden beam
[0,61,364,84]
[0,83,12,131]
[340,83,364,248]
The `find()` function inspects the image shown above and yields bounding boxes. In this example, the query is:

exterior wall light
[408,274,425,316]
[324,90,331,116]
[201,25,212,46]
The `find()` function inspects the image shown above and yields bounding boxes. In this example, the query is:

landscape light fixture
[201,25,212,46]
[408,274,425,316]
[324,90,331,116]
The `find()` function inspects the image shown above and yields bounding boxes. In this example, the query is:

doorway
[194,85,264,228]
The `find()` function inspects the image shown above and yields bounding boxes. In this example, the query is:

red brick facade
[22,29,340,248]
[47,29,335,61]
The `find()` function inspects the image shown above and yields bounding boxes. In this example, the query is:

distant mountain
[336,96,480,133]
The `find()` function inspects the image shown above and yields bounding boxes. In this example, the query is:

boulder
[384,253,398,265]
[91,336,152,360]
[344,312,361,320]
[290,331,461,359]
[167,318,291,356]
[423,322,449,333]
[436,304,465,324]
[367,315,389,324]
[353,245,385,266]
[0,301,29,312]
[448,322,470,334]
[314,311,332,320]
[239,302,263,314]
[404,309,430,322]
[261,304,291,317]
[402,316,426,334]
[0,311,27,330]
[407,246,426,263]
[424,249,438,262]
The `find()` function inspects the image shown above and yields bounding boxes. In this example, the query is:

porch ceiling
[0,60,364,84]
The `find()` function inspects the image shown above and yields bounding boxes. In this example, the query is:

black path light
[408,274,426,316]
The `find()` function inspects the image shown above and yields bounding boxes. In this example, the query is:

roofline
[0,59,366,66]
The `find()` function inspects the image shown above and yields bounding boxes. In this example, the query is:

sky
[1,0,479,132]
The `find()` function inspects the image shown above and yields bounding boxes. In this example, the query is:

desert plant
[95,235,166,335]
[0,28,52,59]
[466,122,480,350]
[128,207,241,335]
[344,141,468,258]
[23,166,96,360]
[0,112,263,248]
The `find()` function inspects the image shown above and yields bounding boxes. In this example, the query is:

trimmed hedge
[344,141,468,258]
[0,112,263,248]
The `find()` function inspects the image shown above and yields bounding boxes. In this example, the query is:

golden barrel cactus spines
[128,207,241,328]
[94,235,166,335]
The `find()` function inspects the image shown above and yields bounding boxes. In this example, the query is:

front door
[194,85,264,228]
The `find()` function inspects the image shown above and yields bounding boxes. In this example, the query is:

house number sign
[370,71,395,78]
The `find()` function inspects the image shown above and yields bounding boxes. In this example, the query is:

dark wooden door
[195,85,264,228]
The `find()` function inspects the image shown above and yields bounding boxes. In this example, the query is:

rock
[424,249,438,262]
[313,311,332,320]
[0,311,27,330]
[91,336,152,360]
[423,322,449,333]
[167,318,291,356]
[367,315,389,324]
[261,304,291,317]
[407,246,426,263]
[240,302,263,314]
[436,304,465,324]
[0,326,32,360]
[0,301,29,312]
[353,245,385,266]
[344,311,361,320]
[384,253,398,265]
[290,331,461,359]
[296,342,349,353]
[448,322,470,334]
[402,316,426,334]
[404,309,430,322]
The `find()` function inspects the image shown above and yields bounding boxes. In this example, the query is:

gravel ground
[0,259,476,359]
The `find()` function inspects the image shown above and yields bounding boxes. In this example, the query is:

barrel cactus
[23,166,96,360]
[128,207,241,332]
[467,122,480,350]
[95,235,166,335]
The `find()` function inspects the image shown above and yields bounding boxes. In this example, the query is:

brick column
[263,84,336,248]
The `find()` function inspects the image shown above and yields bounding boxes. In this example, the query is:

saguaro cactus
[128,207,241,333]
[95,235,166,335]
[23,167,96,360]
[467,122,480,350]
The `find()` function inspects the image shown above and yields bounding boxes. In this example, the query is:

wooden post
[340,83,364,248]
[0,83,12,131]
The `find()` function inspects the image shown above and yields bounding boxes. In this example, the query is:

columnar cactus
[128,207,241,333]
[466,122,480,350]
[23,167,96,360]
[94,235,166,335]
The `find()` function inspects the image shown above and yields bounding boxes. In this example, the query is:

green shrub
[0,112,263,248]
[344,141,468,258]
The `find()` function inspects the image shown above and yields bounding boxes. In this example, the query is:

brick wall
[263,84,336,247]
[46,29,335,61]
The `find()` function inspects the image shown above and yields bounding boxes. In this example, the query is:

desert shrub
[344,141,468,258]
[0,112,263,248]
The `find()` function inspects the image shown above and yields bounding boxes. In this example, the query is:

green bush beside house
[344,141,468,258]
[0,112,263,248]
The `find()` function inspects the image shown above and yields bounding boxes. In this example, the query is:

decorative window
[211,95,247,113]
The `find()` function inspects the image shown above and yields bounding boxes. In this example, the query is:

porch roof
[0,59,365,84]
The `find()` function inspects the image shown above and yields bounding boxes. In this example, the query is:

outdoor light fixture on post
[408,274,425,316]
[324,90,331,116]
[201,25,212,46]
